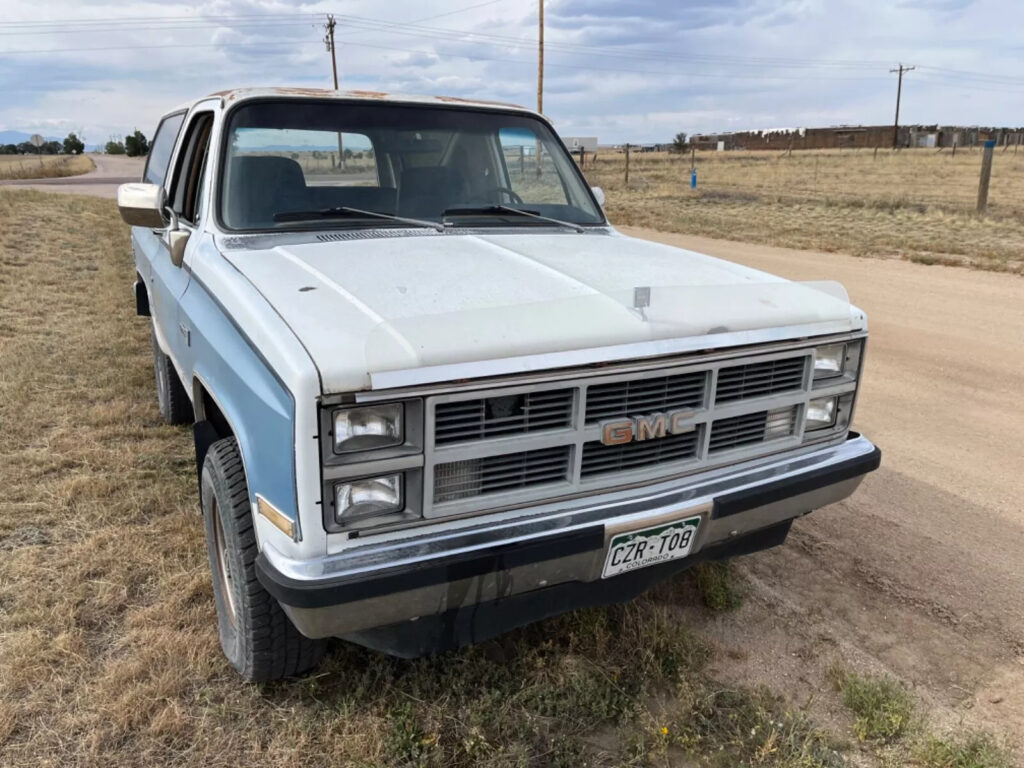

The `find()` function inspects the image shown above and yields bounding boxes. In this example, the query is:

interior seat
[225,156,311,228]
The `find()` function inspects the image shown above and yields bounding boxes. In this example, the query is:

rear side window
[144,112,185,188]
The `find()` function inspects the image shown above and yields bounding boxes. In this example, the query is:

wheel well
[196,384,233,440]
[134,272,151,317]
[192,381,235,494]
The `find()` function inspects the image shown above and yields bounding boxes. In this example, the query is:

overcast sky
[2,0,1022,145]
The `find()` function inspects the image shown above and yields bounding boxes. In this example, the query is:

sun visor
[364,280,854,390]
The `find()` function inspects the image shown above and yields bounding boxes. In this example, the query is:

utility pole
[325,14,339,89]
[889,63,914,149]
[537,0,544,114]
[534,0,544,177]
[324,14,343,168]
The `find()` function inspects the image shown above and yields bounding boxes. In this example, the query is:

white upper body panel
[217,228,863,394]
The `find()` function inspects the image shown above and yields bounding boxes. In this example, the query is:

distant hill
[0,130,62,145]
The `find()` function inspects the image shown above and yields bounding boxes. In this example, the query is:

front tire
[201,437,327,682]
[151,325,193,425]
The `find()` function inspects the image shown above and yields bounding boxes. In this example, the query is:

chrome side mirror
[117,183,166,228]
[161,208,190,268]
[591,186,606,207]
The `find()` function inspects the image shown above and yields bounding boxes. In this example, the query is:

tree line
[0,130,150,157]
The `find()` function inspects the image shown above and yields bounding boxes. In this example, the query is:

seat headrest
[225,155,310,228]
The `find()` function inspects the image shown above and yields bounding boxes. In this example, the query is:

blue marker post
[690,168,697,189]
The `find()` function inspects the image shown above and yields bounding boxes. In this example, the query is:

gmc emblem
[600,410,696,445]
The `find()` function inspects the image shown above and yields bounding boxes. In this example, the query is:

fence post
[976,139,996,214]
[624,143,630,185]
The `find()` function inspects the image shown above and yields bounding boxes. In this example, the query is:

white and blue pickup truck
[117,88,880,682]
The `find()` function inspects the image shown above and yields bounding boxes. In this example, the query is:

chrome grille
[434,389,574,445]
[581,428,701,477]
[715,357,806,402]
[585,371,706,423]
[422,346,844,516]
[709,406,798,453]
[433,446,571,503]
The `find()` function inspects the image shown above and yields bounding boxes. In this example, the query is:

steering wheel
[493,187,524,205]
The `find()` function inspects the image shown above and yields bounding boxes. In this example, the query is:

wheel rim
[212,499,238,628]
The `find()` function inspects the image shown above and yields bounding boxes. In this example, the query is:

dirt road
[622,226,1024,745]
[0,154,144,198]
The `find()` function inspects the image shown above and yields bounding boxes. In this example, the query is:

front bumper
[257,433,880,652]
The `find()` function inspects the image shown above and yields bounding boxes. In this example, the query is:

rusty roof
[190,87,533,114]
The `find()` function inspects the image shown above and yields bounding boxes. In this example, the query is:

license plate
[601,515,701,579]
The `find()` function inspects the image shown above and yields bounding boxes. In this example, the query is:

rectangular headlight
[333,404,403,453]
[334,473,403,523]
[805,396,837,430]
[813,343,846,379]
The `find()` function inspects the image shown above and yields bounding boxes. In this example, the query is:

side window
[169,113,214,225]
[499,127,569,205]
[143,113,185,188]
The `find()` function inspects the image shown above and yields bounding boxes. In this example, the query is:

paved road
[0,154,144,198]
[621,226,1024,745]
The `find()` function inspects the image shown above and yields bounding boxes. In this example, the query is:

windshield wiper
[442,205,584,233]
[274,206,444,232]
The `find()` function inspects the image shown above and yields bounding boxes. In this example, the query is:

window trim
[169,111,215,226]
[143,110,187,189]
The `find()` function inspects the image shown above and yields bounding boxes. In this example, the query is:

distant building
[562,136,598,152]
[690,124,1024,150]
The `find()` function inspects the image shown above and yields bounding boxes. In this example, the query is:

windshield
[219,100,605,231]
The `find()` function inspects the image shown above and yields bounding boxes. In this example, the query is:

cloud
[1,0,1021,144]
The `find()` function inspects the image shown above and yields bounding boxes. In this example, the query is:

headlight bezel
[319,398,425,533]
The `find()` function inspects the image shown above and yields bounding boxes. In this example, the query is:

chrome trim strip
[267,435,876,583]
[351,331,867,403]
[368,320,859,391]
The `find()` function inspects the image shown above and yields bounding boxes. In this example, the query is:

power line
[0,38,888,82]
[0,10,893,72]
[2,10,1023,90]
[406,0,504,24]
[5,35,1021,94]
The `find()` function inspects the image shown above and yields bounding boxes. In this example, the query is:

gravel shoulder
[621,225,1024,750]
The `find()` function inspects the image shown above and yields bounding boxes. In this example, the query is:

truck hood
[218,229,859,393]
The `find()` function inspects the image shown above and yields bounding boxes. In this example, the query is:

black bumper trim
[256,525,606,610]
[344,521,793,657]
[712,439,881,519]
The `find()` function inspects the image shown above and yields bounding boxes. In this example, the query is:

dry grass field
[0,154,93,181]
[584,148,1024,272]
[0,190,1015,768]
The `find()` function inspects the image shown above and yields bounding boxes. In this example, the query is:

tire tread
[202,437,326,682]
